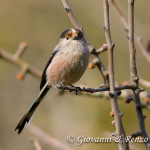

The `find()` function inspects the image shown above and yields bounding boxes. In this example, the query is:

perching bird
[15,28,90,134]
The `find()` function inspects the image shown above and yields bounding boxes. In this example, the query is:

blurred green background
[0,0,150,150]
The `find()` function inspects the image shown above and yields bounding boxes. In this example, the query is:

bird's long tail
[15,82,51,134]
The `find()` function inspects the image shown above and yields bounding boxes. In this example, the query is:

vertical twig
[128,0,150,149]
[103,0,129,149]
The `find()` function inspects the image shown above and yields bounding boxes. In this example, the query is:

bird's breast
[46,43,89,86]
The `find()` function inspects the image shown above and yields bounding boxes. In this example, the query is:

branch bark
[103,1,129,149]
[128,0,150,149]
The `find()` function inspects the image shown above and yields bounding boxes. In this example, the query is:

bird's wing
[40,49,60,89]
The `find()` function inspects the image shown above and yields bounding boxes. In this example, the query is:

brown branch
[103,1,129,149]
[139,78,150,88]
[0,46,42,79]
[14,42,28,59]
[96,44,107,54]
[128,0,137,79]
[57,84,132,94]
[109,0,150,63]
[26,124,73,150]
[30,138,42,150]
[61,0,109,86]
[128,0,150,149]
[59,85,150,110]
[93,56,109,86]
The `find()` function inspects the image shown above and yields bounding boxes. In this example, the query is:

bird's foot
[70,85,81,95]
[100,83,109,88]
[59,82,68,91]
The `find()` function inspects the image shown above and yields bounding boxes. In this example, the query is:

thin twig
[26,124,73,150]
[30,138,42,150]
[60,85,150,110]
[57,84,132,93]
[14,42,28,59]
[128,0,150,149]
[103,1,129,149]
[109,0,150,63]
[96,44,107,54]
[0,47,42,79]
[139,78,150,88]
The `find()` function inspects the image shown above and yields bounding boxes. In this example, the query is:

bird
[15,28,90,134]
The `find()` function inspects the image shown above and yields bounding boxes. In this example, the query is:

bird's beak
[73,36,79,40]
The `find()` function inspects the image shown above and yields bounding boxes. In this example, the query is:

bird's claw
[59,82,67,91]
[75,87,81,95]
[70,85,81,95]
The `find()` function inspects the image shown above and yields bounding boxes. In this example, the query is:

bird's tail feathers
[15,82,51,134]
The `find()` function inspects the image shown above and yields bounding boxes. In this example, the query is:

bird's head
[58,29,86,46]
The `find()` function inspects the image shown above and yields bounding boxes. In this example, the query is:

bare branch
[96,44,107,54]
[128,0,150,148]
[30,138,42,150]
[109,0,150,63]
[103,1,129,149]
[14,42,28,59]
[26,124,73,150]
[139,78,150,88]
[57,84,132,94]
[0,47,42,79]
[128,0,137,79]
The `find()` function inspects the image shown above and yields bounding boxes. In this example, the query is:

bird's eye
[66,33,72,40]
[66,36,69,40]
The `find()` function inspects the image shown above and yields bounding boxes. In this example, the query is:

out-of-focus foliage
[0,0,150,150]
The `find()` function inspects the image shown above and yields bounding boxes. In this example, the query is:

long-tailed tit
[15,28,90,134]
